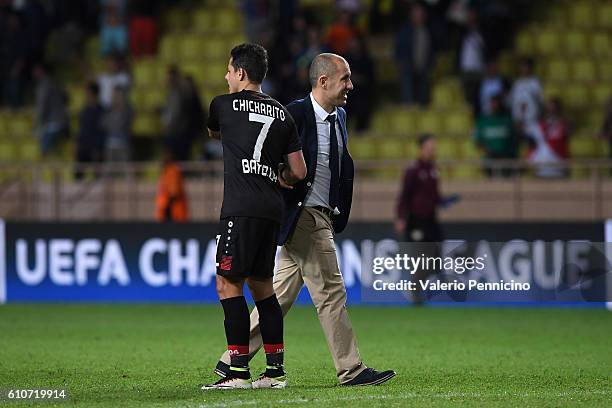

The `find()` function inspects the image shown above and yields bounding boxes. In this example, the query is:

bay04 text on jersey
[232,99,286,121]
[242,159,278,182]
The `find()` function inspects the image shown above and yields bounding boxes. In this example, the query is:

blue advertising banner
[0,220,609,305]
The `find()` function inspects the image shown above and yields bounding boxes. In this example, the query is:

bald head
[309,53,346,88]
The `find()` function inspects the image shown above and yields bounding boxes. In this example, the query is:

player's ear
[238,67,247,82]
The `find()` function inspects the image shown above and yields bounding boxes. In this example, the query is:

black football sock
[220,296,251,379]
[255,294,285,376]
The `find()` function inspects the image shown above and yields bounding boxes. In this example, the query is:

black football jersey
[208,90,302,222]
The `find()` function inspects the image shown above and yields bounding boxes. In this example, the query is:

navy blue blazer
[279,95,355,245]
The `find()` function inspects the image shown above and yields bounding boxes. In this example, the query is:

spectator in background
[162,66,190,161]
[526,97,569,178]
[395,134,459,304]
[599,97,612,160]
[394,2,434,106]
[102,85,133,162]
[345,36,375,131]
[75,82,106,179]
[479,57,509,115]
[3,10,29,108]
[128,0,158,57]
[510,57,543,129]
[459,8,486,116]
[100,0,127,56]
[182,75,206,162]
[473,94,516,177]
[326,11,359,55]
[32,64,69,156]
[98,53,131,108]
[156,148,189,222]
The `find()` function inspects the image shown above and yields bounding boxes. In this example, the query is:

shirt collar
[310,93,337,122]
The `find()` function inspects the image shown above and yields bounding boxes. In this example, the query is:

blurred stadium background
[0,0,610,220]
[0,0,611,407]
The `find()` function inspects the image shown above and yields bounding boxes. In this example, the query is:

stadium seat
[460,139,481,160]
[182,62,206,85]
[543,82,563,99]
[204,62,228,86]
[180,35,206,61]
[133,114,159,136]
[535,30,560,55]
[453,163,482,179]
[192,10,213,32]
[388,110,417,136]
[7,115,33,137]
[68,87,85,114]
[378,138,411,160]
[202,37,227,59]
[563,85,589,109]
[599,60,612,82]
[599,2,612,29]
[20,140,40,161]
[573,59,597,82]
[435,138,457,160]
[159,35,181,62]
[418,111,445,135]
[431,84,457,110]
[547,59,571,82]
[163,9,191,31]
[591,85,612,107]
[590,32,611,57]
[0,140,17,161]
[570,136,596,157]
[142,88,165,111]
[348,137,377,160]
[570,2,594,28]
[445,112,472,137]
[214,10,241,33]
[564,31,588,55]
[132,60,158,87]
[515,31,535,55]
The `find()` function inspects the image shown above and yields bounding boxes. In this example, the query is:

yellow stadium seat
[536,30,560,55]
[0,140,18,161]
[370,112,391,135]
[547,59,571,82]
[445,112,473,137]
[564,86,589,109]
[515,31,535,55]
[564,31,588,55]
[378,138,410,160]
[389,110,418,136]
[453,163,482,179]
[203,38,227,59]
[599,61,612,82]
[435,138,457,160]
[182,62,206,85]
[133,114,159,136]
[596,138,610,158]
[159,35,181,62]
[348,137,377,160]
[193,10,213,32]
[180,35,206,61]
[214,10,241,33]
[598,3,612,29]
[591,85,612,107]
[67,87,85,114]
[418,111,444,135]
[164,9,191,30]
[543,82,563,99]
[573,60,597,82]
[204,62,228,86]
[570,137,596,157]
[460,138,481,160]
[591,32,611,57]
[20,140,40,161]
[141,88,165,111]
[132,60,158,87]
[570,2,594,28]
[8,115,33,137]
[431,84,456,109]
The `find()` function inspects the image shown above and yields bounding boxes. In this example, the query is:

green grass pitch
[0,304,610,407]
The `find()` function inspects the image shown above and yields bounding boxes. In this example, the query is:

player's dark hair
[418,133,434,147]
[230,43,268,84]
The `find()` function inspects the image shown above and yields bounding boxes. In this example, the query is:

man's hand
[278,164,294,189]
[208,128,221,140]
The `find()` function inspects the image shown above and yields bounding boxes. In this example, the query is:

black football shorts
[216,216,280,280]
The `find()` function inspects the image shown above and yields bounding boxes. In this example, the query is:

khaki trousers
[219,207,365,383]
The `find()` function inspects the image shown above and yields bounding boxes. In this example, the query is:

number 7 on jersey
[249,113,275,161]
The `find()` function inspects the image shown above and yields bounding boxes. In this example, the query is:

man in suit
[214,53,396,386]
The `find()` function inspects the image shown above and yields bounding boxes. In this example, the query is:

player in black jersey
[202,44,306,390]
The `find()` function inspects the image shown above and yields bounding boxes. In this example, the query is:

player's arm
[280,150,307,186]
[207,97,221,139]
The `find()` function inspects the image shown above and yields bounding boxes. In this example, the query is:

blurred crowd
[0,0,611,177]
